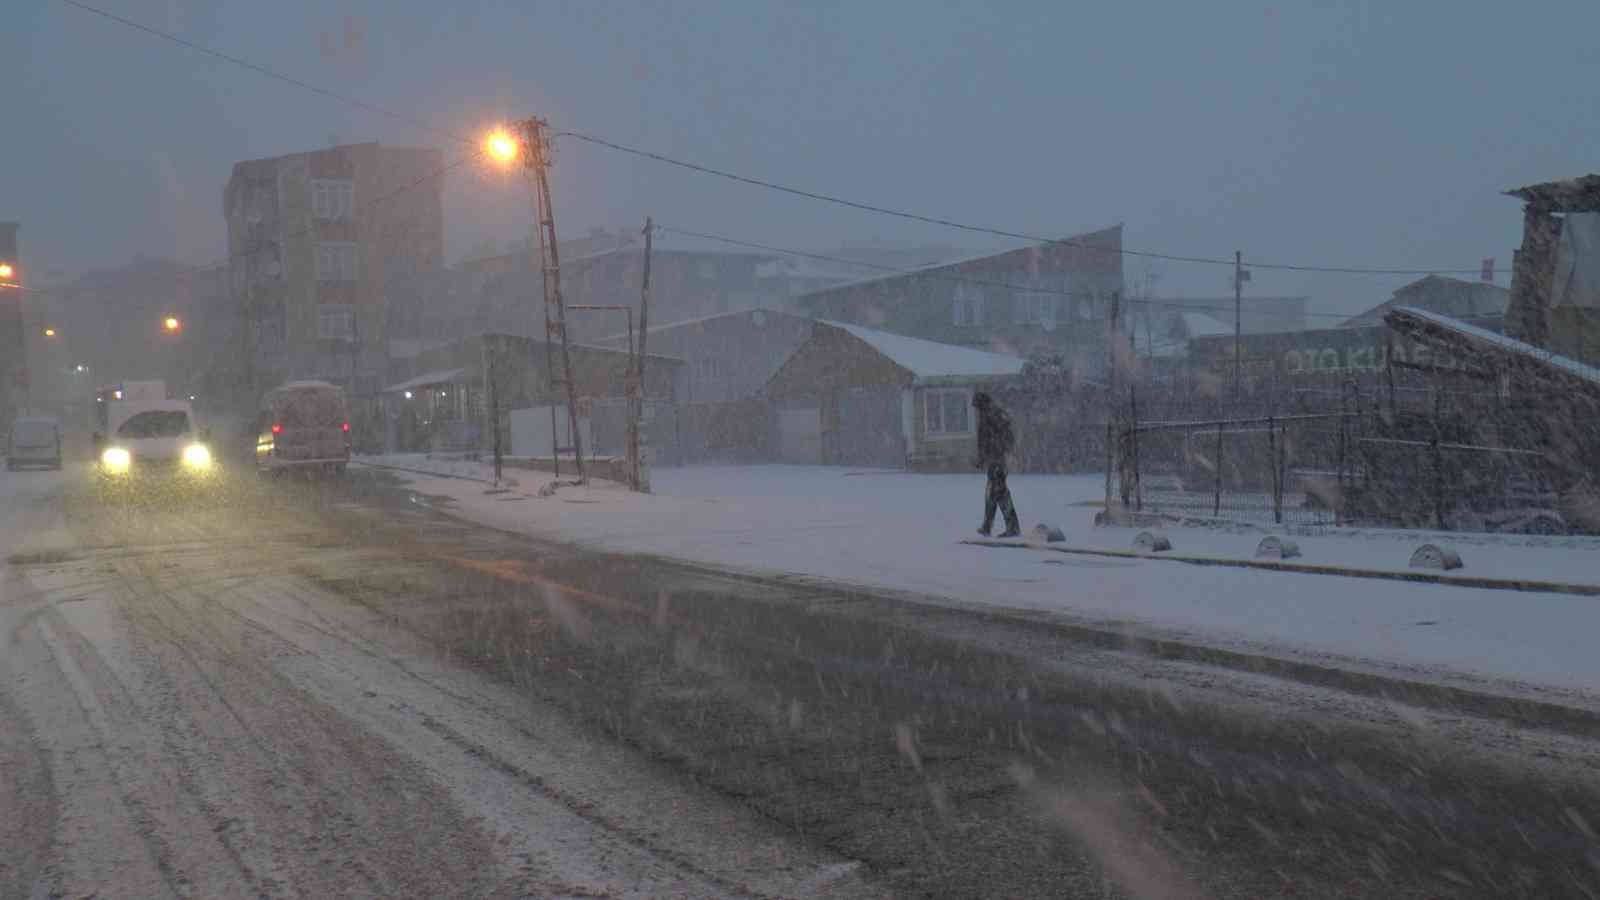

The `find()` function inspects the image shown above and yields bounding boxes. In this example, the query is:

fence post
[1335,387,1348,526]
[1213,421,1223,518]
[1432,387,1446,530]
[1130,385,1142,512]
[1269,414,1281,524]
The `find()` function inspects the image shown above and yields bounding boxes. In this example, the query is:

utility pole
[1104,289,1121,516]
[1233,250,1243,405]
[630,217,653,492]
[519,117,585,482]
[484,335,503,487]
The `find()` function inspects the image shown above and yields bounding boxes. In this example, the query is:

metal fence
[1108,380,1573,532]
[1116,412,1347,526]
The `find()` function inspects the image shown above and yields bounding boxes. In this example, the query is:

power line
[54,0,1501,280]
[567,133,1492,278]
[55,0,474,148]
[654,224,1361,322]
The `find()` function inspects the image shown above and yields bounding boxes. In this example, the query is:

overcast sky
[6,0,1598,317]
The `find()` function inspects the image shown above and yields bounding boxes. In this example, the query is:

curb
[962,538,1600,597]
[350,459,494,485]
[613,554,1600,740]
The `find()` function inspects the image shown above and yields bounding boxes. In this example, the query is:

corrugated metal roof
[1384,306,1600,387]
[821,321,1024,379]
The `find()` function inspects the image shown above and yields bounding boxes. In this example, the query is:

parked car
[6,416,63,471]
[255,380,351,476]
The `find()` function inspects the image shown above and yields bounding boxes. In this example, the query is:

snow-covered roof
[820,321,1024,378]
[1180,311,1233,338]
[1385,306,1600,387]
[383,368,468,394]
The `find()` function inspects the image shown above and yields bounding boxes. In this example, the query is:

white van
[97,402,214,476]
[256,381,351,475]
[7,416,63,471]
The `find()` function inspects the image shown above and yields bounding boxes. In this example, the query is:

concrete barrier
[1410,543,1464,571]
[1256,536,1302,560]
[1134,530,1172,553]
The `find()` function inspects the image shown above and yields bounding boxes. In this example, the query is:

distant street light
[485,128,521,165]
[163,315,181,333]
[0,262,13,280]
[75,364,86,373]
[43,327,57,338]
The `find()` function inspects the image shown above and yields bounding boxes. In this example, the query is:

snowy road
[9,463,1600,898]
[0,466,877,899]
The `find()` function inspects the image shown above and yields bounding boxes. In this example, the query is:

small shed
[764,321,1024,469]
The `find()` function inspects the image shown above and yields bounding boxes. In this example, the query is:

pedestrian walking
[972,391,1021,538]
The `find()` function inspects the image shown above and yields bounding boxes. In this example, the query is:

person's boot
[977,524,993,537]
[998,526,1022,539]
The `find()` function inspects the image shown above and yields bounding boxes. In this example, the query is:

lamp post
[483,122,585,482]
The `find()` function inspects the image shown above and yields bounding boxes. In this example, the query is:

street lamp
[43,327,57,338]
[75,364,86,373]
[0,262,13,280]
[485,128,521,165]
[163,315,181,333]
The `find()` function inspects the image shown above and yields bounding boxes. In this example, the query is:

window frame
[317,306,355,342]
[952,287,985,327]
[312,179,354,221]
[315,242,359,282]
[924,388,972,437]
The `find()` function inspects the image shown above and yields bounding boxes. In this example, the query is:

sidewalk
[355,457,1600,699]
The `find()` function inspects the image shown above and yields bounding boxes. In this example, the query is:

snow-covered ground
[358,457,1600,696]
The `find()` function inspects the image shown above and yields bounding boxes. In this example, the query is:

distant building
[0,223,22,428]
[593,308,817,406]
[441,243,860,347]
[1502,175,1600,364]
[790,226,1126,371]
[1344,275,1508,328]
[57,256,227,375]
[765,321,1024,469]
[592,308,821,464]
[223,142,445,408]
[1149,296,1310,337]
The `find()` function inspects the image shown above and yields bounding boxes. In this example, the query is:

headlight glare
[101,447,131,472]
[182,443,212,469]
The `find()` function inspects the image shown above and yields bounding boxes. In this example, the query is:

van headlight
[182,443,213,470]
[101,447,131,473]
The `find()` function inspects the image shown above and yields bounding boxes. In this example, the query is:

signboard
[1189,321,1502,378]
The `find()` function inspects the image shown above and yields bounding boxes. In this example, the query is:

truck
[95,380,172,439]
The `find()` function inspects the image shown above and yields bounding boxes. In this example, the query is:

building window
[316,242,359,282]
[1013,293,1056,326]
[312,179,354,220]
[696,357,725,380]
[952,286,985,327]
[924,389,971,436]
[318,306,355,341]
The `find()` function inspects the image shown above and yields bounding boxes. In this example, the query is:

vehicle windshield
[9,5,1600,898]
[116,410,191,439]
[11,422,56,446]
